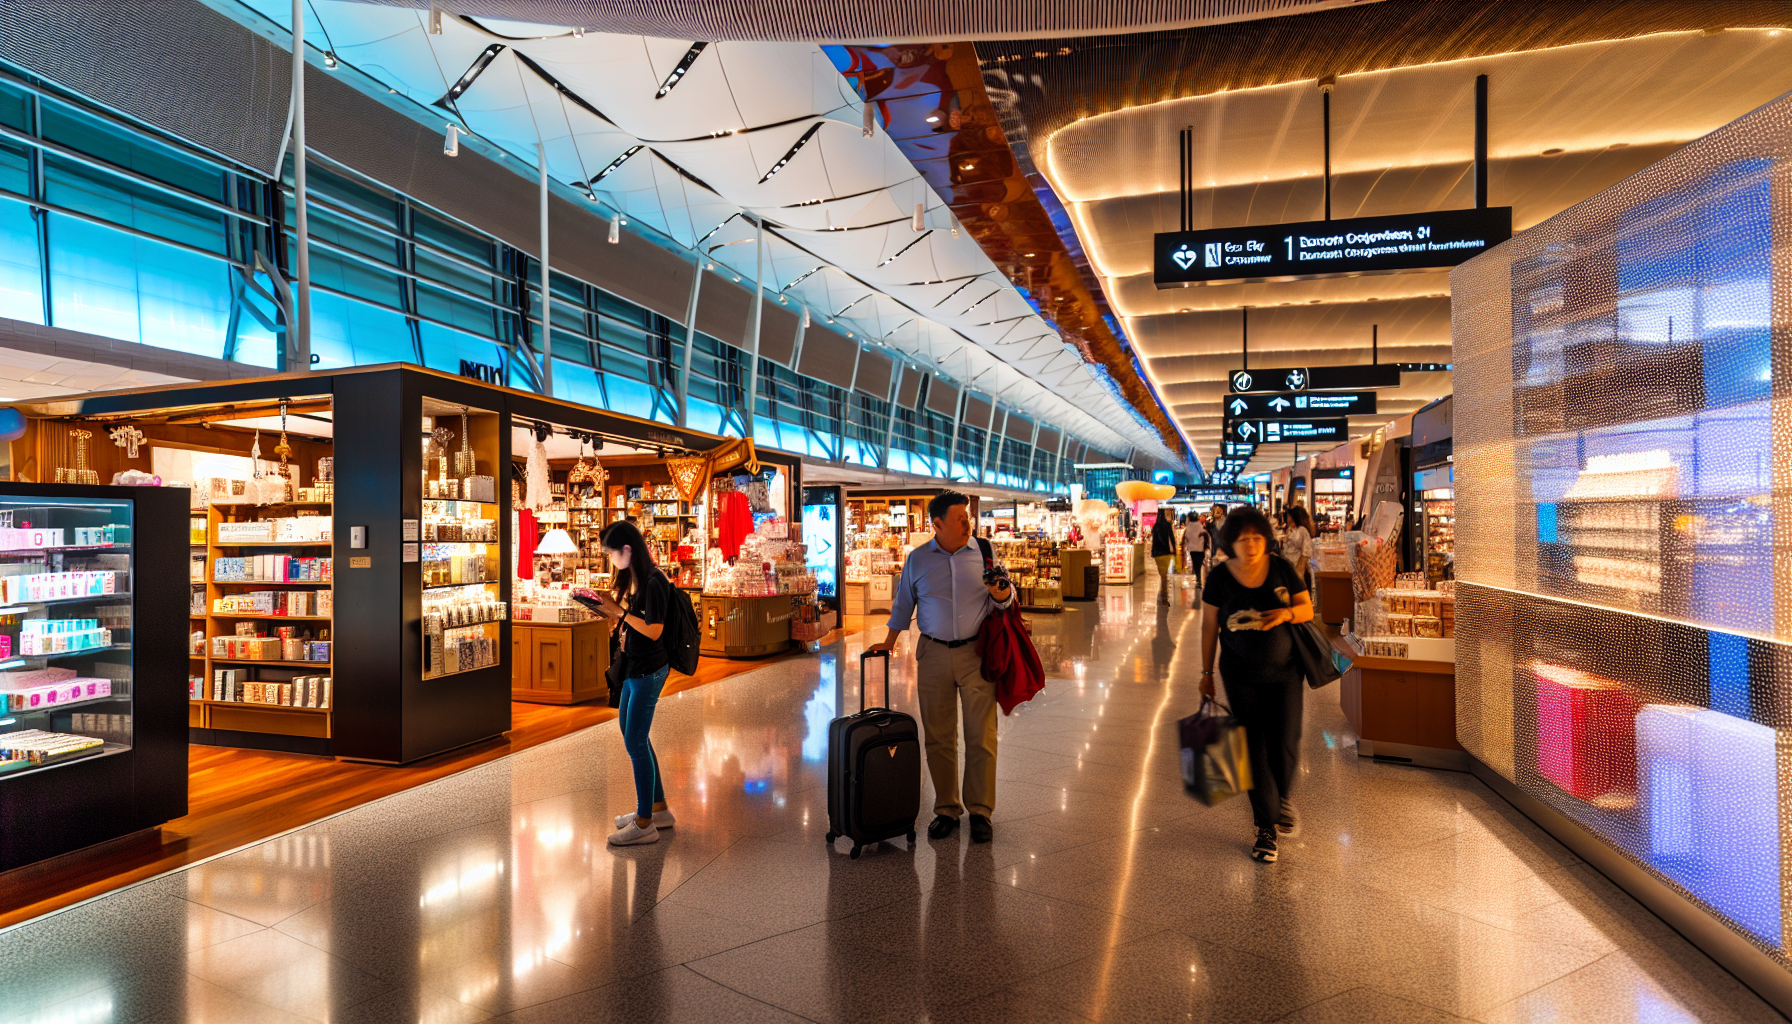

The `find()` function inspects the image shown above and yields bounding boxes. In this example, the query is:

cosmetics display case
[0,483,187,871]
[1452,94,1792,1012]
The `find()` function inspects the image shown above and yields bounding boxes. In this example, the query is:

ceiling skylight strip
[655,42,709,99]
[757,122,823,184]
[587,145,642,185]
[436,44,504,106]
[877,230,932,268]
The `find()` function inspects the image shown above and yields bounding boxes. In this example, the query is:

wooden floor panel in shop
[0,639,836,930]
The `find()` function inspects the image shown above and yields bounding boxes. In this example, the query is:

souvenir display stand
[0,483,188,871]
[990,536,1063,612]
[702,454,809,658]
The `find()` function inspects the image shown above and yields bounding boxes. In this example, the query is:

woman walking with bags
[1198,506,1315,864]
[1282,505,1315,588]
[586,521,676,847]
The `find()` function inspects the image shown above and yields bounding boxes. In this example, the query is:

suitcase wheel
[824,831,837,844]
[849,844,862,860]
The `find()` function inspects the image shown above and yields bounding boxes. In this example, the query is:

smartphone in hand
[571,589,611,617]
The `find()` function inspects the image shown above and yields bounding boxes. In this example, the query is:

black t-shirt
[1201,557,1309,683]
[618,571,671,679]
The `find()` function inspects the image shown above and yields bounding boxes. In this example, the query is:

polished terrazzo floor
[0,574,1784,1024]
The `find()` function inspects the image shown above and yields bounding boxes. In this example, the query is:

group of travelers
[591,486,1325,867]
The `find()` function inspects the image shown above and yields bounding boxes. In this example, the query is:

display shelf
[211,658,331,668]
[0,741,129,780]
[20,644,132,662]
[201,699,329,714]
[6,592,135,608]
[207,614,332,621]
[423,580,495,591]
[210,578,332,586]
[0,544,129,555]
[211,540,333,547]
[3,692,127,715]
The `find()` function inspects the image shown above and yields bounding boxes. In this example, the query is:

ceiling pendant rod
[1475,73,1489,209]
[1318,75,1334,221]
[1241,306,1248,371]
[1372,323,1378,365]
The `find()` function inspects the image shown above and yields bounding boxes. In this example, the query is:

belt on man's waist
[922,633,976,649]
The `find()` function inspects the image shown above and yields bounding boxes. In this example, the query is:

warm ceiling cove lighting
[656,42,709,99]
[758,122,823,184]
[589,144,643,184]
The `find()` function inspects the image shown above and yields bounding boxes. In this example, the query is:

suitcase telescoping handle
[860,648,891,712]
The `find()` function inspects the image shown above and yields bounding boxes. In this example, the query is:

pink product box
[3,677,110,712]
[0,528,65,551]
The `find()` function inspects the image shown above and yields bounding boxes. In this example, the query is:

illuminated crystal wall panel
[1454,93,1792,961]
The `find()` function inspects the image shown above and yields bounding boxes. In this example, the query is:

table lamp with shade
[535,529,579,555]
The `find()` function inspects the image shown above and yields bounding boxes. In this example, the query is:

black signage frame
[1227,418,1350,444]
[1223,390,1378,419]
[1154,207,1512,287]
[1228,364,1401,394]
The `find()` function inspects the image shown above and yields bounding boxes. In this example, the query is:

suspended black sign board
[1224,442,1256,457]
[1224,390,1378,419]
[1229,418,1349,444]
[1228,364,1400,394]
[1154,207,1511,287]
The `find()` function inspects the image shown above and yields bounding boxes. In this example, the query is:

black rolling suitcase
[826,649,921,859]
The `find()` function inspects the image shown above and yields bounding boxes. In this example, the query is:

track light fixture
[428,2,442,34]
[801,306,811,328]
[323,52,338,69]
[608,217,620,244]
[911,203,924,232]
[572,27,585,38]
[444,124,461,157]
[862,102,876,139]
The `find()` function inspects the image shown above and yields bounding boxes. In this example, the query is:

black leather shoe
[969,814,993,843]
[926,814,960,840]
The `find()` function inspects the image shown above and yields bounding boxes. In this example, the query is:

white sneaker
[614,809,676,831]
[608,819,661,846]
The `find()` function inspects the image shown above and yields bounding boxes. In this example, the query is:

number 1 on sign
[1285,236,1292,260]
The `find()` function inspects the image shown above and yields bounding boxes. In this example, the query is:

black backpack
[659,571,701,676]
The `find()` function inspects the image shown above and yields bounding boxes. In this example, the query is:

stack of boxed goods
[0,729,104,771]
[0,668,112,711]
[212,590,332,616]
[0,569,121,603]
[211,632,330,662]
[19,618,111,655]
[208,668,331,708]
[0,524,123,549]
[213,555,332,582]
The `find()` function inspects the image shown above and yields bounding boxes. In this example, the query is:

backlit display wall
[1452,94,1792,959]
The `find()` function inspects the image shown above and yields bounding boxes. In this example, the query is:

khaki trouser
[915,637,999,818]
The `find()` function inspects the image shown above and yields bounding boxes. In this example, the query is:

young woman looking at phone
[585,521,675,846]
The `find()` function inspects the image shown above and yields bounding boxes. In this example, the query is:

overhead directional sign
[1154,207,1512,287]
[1230,418,1349,444]
[1226,391,1377,419]
[1228,364,1402,394]
[1224,442,1256,457]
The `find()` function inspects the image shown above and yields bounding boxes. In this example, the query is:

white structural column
[744,219,765,439]
[537,143,553,396]
[882,364,903,469]
[982,408,1007,485]
[677,258,703,427]
[290,0,311,370]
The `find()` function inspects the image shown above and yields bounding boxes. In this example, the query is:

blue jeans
[618,664,670,819]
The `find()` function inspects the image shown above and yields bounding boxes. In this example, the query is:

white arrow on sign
[1268,397,1292,412]
[1229,398,1248,416]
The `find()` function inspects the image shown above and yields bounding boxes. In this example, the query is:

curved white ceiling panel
[239,1,1174,460]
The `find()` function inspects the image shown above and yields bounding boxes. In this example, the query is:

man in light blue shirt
[870,490,1013,843]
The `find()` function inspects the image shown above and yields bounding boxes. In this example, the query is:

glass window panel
[0,80,29,132]
[307,289,414,370]
[550,360,606,408]
[415,280,501,340]
[0,139,28,194]
[0,199,42,324]
[419,320,507,376]
[47,213,228,356]
[44,159,226,255]
[550,328,593,366]
[308,248,403,308]
[40,101,223,200]
[685,397,725,436]
[601,372,657,419]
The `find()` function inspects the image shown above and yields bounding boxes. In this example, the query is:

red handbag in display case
[1534,663,1639,803]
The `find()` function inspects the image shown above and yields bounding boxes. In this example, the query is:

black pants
[1224,669,1304,829]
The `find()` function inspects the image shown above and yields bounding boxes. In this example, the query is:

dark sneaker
[969,814,993,843]
[1252,826,1279,863]
[1276,803,1298,837]
[927,814,960,840]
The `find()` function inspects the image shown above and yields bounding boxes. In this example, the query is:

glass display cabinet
[0,483,187,871]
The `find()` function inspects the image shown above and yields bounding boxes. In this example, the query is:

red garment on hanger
[718,489,753,561]
[516,508,539,578]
